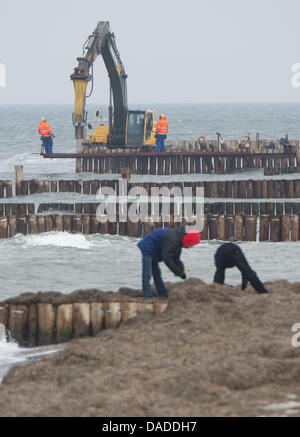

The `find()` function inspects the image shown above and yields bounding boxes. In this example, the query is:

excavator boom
[71,21,128,145]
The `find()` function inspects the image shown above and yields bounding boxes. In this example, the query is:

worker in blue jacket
[137,226,201,298]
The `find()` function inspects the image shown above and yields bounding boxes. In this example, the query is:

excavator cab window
[145,112,153,141]
[127,110,145,146]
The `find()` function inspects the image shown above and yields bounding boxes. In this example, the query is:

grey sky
[0,0,300,104]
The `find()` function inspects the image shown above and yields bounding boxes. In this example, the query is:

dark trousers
[142,255,168,298]
[156,137,165,152]
[42,136,53,154]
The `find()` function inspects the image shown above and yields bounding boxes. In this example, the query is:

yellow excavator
[71,21,157,148]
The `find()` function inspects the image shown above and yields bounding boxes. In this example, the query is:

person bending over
[138,226,201,298]
[213,243,268,294]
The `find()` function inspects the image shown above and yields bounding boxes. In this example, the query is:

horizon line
[1,101,300,106]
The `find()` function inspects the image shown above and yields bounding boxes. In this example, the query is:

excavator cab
[89,108,156,147]
[126,110,156,147]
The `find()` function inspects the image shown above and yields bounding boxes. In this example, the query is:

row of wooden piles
[1,199,299,218]
[75,152,297,175]
[0,300,168,346]
[14,178,300,199]
[0,212,298,242]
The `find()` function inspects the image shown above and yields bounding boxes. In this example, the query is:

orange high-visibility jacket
[38,121,53,136]
[156,117,168,135]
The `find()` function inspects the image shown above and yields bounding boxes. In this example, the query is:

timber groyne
[0,212,298,242]
[0,165,300,242]
[42,151,299,175]
[12,178,300,199]
[0,291,168,346]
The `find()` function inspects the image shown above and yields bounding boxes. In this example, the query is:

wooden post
[234,214,243,241]
[0,183,6,199]
[28,214,38,234]
[261,180,268,198]
[63,215,72,232]
[67,180,75,192]
[270,216,281,242]
[127,220,142,237]
[46,215,55,232]
[83,216,91,234]
[211,182,218,198]
[9,304,28,344]
[91,303,104,336]
[245,216,257,241]
[17,216,27,235]
[73,303,91,338]
[36,180,43,194]
[286,180,294,198]
[14,165,23,196]
[0,217,8,239]
[281,215,291,241]
[218,215,225,240]
[266,203,275,215]
[153,301,168,314]
[21,180,29,196]
[280,180,287,198]
[225,215,234,240]
[51,181,57,192]
[27,304,38,346]
[0,304,8,327]
[55,215,63,232]
[76,158,81,173]
[259,216,270,242]
[108,220,118,235]
[56,304,73,344]
[8,215,17,238]
[291,215,299,241]
[5,181,12,198]
[43,181,50,193]
[37,215,46,233]
[72,216,82,233]
[74,180,82,194]
[244,203,252,216]
[267,180,274,199]
[295,180,300,198]
[121,167,130,183]
[59,180,68,192]
[91,180,101,195]
[121,302,138,322]
[105,302,121,329]
[83,181,91,195]
[208,216,218,240]
[38,303,55,346]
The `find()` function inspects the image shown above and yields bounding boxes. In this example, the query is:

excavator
[70,21,157,149]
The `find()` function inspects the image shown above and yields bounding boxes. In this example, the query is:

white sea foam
[18,232,92,250]
[0,324,64,383]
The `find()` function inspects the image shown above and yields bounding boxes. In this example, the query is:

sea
[0,102,300,380]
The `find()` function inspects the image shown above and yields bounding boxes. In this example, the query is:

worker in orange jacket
[39,117,55,154]
[155,114,168,152]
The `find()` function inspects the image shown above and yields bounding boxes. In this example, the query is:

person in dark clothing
[137,226,201,298]
[213,243,268,294]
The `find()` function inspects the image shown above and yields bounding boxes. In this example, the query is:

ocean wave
[17,232,92,250]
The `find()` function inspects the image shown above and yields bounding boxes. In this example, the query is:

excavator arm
[71,21,128,145]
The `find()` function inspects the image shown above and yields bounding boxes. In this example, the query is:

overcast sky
[1,0,300,104]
